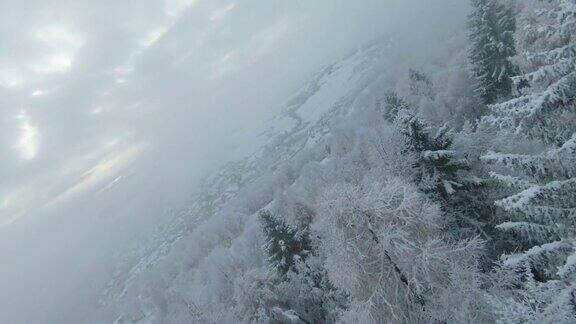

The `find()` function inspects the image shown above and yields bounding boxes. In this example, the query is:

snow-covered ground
[97,26,468,321]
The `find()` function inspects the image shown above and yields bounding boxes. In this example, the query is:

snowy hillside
[95,12,493,321]
[97,1,576,322]
[98,42,396,323]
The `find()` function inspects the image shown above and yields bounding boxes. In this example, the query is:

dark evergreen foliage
[259,210,312,276]
[383,92,469,201]
[468,0,518,104]
[380,91,409,123]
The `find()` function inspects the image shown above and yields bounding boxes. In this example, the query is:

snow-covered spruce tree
[383,91,469,201]
[409,69,435,100]
[482,1,576,321]
[382,91,495,243]
[380,91,410,124]
[403,117,469,202]
[483,136,576,322]
[259,210,345,323]
[468,0,518,104]
[260,210,312,276]
[485,0,576,146]
[451,122,516,259]
[314,178,487,323]
[277,255,347,324]
[381,89,508,271]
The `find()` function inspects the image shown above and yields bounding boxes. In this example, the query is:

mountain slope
[97,26,477,321]
[97,41,396,323]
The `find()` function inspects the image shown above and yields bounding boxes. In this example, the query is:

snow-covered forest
[1,0,575,323]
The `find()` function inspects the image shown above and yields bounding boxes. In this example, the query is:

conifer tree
[383,92,470,202]
[260,210,312,276]
[484,138,576,322]
[409,69,435,100]
[468,0,518,104]
[260,210,344,323]
[403,117,468,200]
[483,1,576,320]
[381,91,410,123]
[381,92,498,246]
[484,0,576,146]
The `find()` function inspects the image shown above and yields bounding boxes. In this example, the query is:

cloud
[45,141,150,210]
[13,110,39,161]
[209,3,236,22]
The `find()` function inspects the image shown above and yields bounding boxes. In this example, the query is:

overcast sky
[0,0,468,322]
[0,0,410,228]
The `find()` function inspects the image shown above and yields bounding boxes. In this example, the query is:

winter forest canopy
[0,0,575,323]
